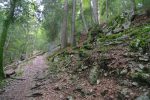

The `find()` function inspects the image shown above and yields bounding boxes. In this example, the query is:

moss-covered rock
[131,72,150,85]
[89,62,100,85]
[130,36,150,53]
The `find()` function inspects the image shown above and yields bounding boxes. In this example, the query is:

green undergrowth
[96,24,150,53]
[98,24,150,42]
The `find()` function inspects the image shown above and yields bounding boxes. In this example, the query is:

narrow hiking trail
[0,55,49,100]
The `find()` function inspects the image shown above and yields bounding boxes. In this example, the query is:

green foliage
[129,25,150,53]
[130,38,149,53]
[98,33,123,42]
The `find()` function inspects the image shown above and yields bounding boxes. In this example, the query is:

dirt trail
[0,55,48,100]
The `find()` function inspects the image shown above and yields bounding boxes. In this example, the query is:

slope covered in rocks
[46,15,150,100]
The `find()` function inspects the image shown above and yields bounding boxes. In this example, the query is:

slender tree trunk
[0,0,17,80]
[61,0,68,48]
[80,0,88,33]
[98,0,100,24]
[90,0,94,24]
[71,0,76,46]
[91,0,99,24]
[106,0,108,19]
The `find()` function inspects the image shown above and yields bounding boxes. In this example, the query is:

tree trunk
[98,0,100,24]
[71,0,76,46]
[61,0,68,48]
[91,0,99,24]
[0,0,17,80]
[80,0,88,33]
[130,0,136,15]
[106,0,108,19]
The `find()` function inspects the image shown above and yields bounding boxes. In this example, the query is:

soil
[0,55,48,100]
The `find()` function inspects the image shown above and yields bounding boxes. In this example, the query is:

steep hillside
[46,16,150,100]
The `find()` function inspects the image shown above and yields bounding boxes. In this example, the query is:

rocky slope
[46,15,150,100]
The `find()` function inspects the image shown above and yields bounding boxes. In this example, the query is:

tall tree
[0,0,17,79]
[106,0,108,19]
[143,0,150,16]
[80,0,88,33]
[91,0,99,24]
[61,0,68,48]
[71,0,76,46]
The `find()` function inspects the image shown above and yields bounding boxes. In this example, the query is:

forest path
[0,54,49,100]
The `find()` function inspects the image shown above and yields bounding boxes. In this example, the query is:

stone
[104,73,108,76]
[0,89,5,94]
[113,27,122,33]
[66,96,74,100]
[82,66,88,70]
[116,35,129,41]
[136,95,150,100]
[54,84,62,91]
[120,69,128,75]
[97,80,101,85]
[122,21,131,29]
[120,80,130,86]
[132,82,138,86]
[60,94,64,99]
[121,88,129,96]
[89,62,100,85]
[131,73,150,85]
[138,64,145,69]
[53,56,59,62]
[5,69,15,78]
[139,56,149,62]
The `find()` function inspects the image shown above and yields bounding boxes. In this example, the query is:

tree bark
[0,0,17,79]
[106,0,108,19]
[91,0,99,24]
[61,0,68,48]
[80,0,88,33]
[71,0,76,46]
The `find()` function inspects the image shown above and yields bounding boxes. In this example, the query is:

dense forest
[0,0,150,100]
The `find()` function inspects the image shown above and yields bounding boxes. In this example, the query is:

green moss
[131,72,150,85]
[48,62,60,74]
[89,62,100,85]
[83,44,93,50]
[108,15,125,30]
[98,43,113,53]
[129,31,150,53]
[78,48,89,59]
[97,32,125,45]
